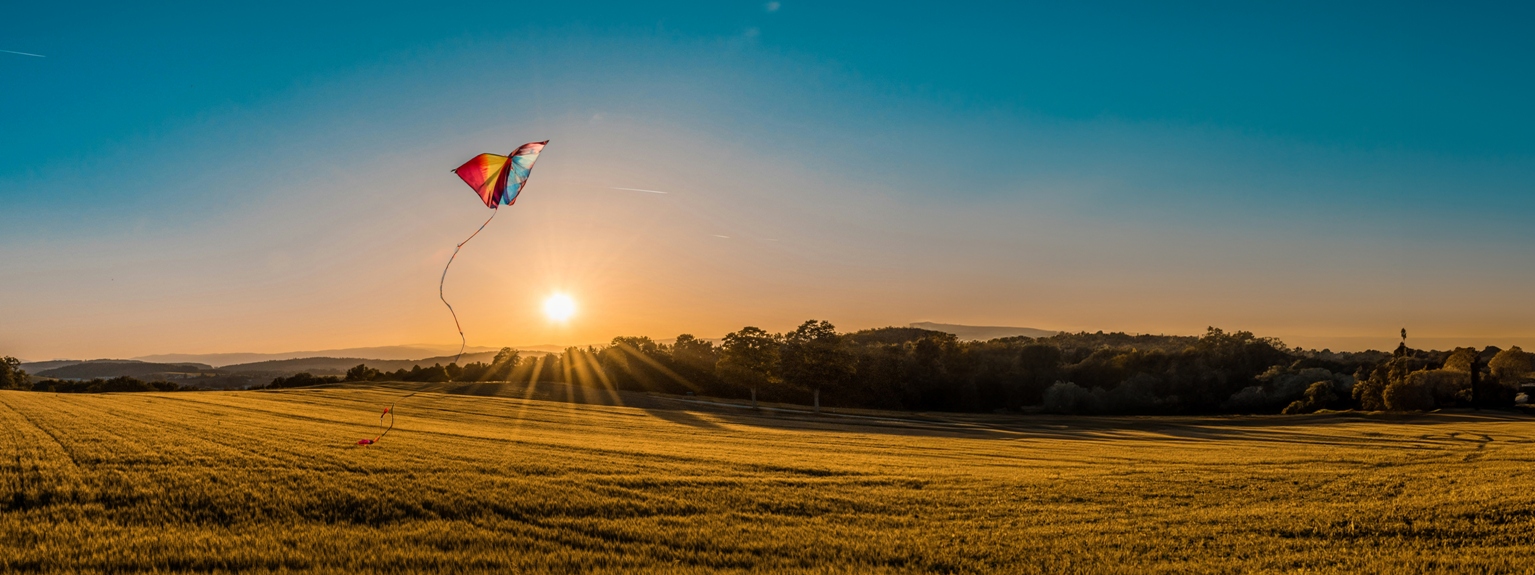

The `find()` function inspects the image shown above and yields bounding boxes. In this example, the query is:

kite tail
[357,404,396,446]
[439,208,499,364]
[375,404,395,441]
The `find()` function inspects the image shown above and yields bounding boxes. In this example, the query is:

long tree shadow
[639,407,724,430]
[328,380,1535,446]
[636,395,1535,448]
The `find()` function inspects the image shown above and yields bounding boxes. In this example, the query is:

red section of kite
[453,153,512,208]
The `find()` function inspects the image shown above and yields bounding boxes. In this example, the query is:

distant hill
[132,345,504,367]
[504,344,573,354]
[36,360,214,380]
[216,357,381,375]
[18,359,91,373]
[219,352,506,375]
[909,322,1060,341]
[20,348,563,388]
[847,327,953,345]
[395,351,526,368]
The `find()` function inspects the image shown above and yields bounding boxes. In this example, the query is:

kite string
[440,208,499,364]
[375,404,395,442]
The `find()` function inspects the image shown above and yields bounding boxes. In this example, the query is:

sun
[543,293,576,322]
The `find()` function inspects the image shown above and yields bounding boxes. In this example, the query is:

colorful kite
[454,140,548,208]
[356,404,394,446]
[440,141,549,362]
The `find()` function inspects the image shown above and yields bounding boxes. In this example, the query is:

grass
[2,384,1534,573]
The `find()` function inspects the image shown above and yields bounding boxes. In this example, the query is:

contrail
[0,49,45,58]
[611,187,667,194]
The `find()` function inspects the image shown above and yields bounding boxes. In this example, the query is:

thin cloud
[611,187,668,194]
[766,2,781,12]
[712,235,731,239]
[0,49,46,58]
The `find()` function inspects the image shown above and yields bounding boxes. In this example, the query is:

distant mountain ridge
[18,359,95,373]
[34,360,214,380]
[23,348,555,383]
[909,322,1060,341]
[218,352,505,375]
[132,345,506,367]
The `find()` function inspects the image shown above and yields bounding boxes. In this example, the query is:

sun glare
[543,293,576,322]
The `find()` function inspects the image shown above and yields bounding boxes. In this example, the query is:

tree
[1,356,27,390]
[345,364,381,382]
[1442,347,1479,372]
[1489,346,1533,381]
[718,327,781,395]
[483,347,521,381]
[42,376,187,393]
[1354,356,1423,411]
[397,364,451,383]
[266,373,340,389]
[780,320,855,400]
[493,347,521,367]
[1382,375,1436,411]
[900,332,965,409]
[602,336,680,391]
[671,334,720,391]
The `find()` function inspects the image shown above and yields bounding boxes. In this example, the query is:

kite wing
[500,140,547,206]
[454,153,511,208]
[452,140,549,208]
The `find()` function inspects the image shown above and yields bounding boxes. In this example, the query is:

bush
[1100,374,1168,414]
[1225,386,1271,412]
[1043,382,1098,414]
[1383,377,1435,411]
[1282,381,1340,414]
[1042,376,1171,415]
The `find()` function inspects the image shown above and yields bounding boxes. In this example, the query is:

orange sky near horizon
[6,115,1535,361]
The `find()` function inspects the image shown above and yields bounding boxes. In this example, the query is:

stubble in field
[2,386,1533,573]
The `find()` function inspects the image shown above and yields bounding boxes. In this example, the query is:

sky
[4,1,1535,359]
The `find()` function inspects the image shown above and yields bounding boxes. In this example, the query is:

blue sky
[4,1,1534,358]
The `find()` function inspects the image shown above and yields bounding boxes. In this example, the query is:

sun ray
[578,348,624,407]
[611,341,702,393]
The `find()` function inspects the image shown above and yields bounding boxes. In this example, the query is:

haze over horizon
[6,2,1535,359]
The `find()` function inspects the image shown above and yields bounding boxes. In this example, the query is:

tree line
[1,356,195,393]
[7,323,1532,414]
[329,322,1532,414]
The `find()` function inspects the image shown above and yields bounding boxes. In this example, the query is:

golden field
[3,383,1534,574]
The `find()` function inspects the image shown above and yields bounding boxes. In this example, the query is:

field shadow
[319,380,1535,446]
[639,407,724,430]
[637,396,1535,447]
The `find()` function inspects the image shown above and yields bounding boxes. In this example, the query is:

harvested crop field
[2,386,1533,573]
